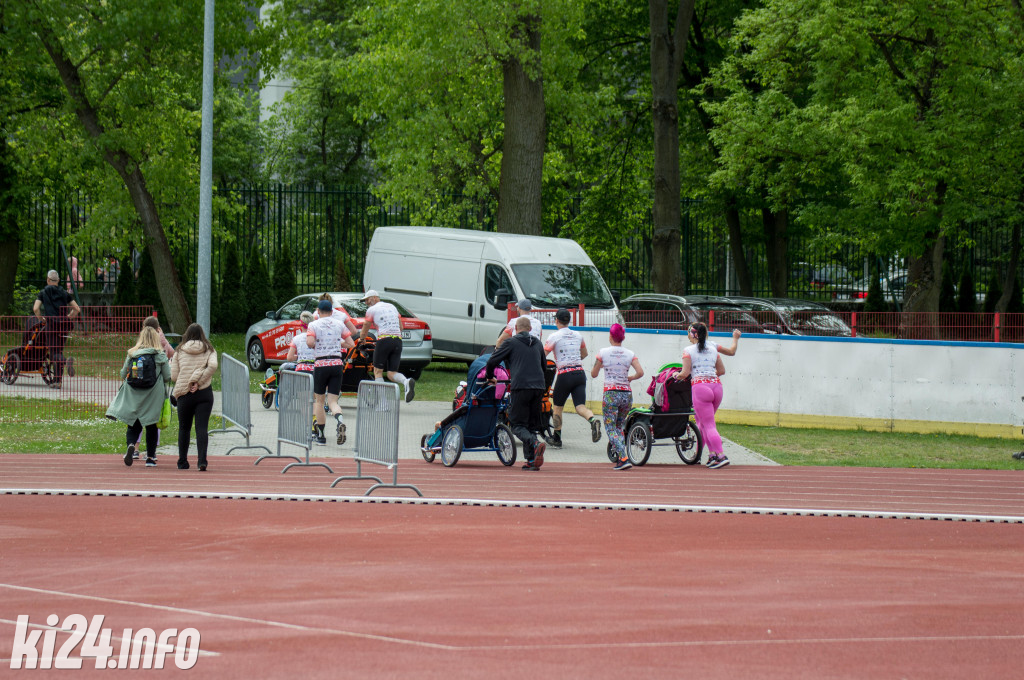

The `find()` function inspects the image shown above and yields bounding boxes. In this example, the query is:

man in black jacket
[485,316,547,470]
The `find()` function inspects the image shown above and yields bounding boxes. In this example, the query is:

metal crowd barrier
[210,353,271,457]
[330,381,421,496]
[257,369,333,474]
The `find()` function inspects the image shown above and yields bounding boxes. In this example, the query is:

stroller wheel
[606,441,617,463]
[261,391,274,409]
[440,425,464,467]
[494,424,517,466]
[674,418,704,465]
[626,421,652,466]
[420,433,436,463]
[40,357,57,386]
[1,352,20,385]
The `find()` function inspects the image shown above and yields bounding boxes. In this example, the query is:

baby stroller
[606,362,704,466]
[1,318,59,386]
[421,376,516,468]
[259,338,376,409]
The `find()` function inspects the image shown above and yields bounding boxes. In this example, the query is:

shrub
[215,240,247,332]
[271,242,297,306]
[244,246,276,322]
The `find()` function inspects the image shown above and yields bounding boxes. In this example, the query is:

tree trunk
[495,13,545,236]
[900,231,944,339]
[649,0,696,294]
[996,222,1021,314]
[34,19,192,333]
[762,206,789,297]
[725,201,752,296]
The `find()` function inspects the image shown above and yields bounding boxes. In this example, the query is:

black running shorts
[552,369,587,408]
[373,336,403,373]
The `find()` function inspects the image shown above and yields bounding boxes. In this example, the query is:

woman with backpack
[169,323,218,471]
[106,325,171,467]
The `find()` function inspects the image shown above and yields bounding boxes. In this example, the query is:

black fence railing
[15,186,1023,310]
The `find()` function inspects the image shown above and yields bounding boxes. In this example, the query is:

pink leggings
[691,382,724,454]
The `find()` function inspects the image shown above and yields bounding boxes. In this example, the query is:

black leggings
[176,386,214,465]
[126,421,158,458]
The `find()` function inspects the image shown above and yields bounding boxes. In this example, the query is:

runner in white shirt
[306,301,355,445]
[357,290,415,402]
[285,311,317,373]
[495,298,542,347]
[543,308,602,447]
[591,323,644,470]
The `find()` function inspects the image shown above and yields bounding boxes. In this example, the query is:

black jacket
[485,331,545,390]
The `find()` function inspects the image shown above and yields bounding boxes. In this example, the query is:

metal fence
[330,380,421,496]
[17,185,1024,306]
[210,353,271,456]
[259,369,333,473]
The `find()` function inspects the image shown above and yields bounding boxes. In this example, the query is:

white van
[363,226,622,361]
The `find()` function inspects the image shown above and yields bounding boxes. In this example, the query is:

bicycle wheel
[441,425,464,467]
[625,421,652,466]
[40,358,57,385]
[1,353,20,385]
[420,433,436,463]
[494,424,517,466]
[674,418,704,465]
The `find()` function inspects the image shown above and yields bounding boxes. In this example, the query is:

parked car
[725,297,853,337]
[619,293,767,334]
[244,292,433,376]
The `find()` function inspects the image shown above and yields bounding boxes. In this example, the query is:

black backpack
[126,353,158,389]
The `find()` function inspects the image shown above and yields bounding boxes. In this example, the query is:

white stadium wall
[570,327,1024,438]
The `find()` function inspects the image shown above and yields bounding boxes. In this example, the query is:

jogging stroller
[606,362,704,466]
[421,371,516,467]
[1,317,59,386]
[259,338,376,409]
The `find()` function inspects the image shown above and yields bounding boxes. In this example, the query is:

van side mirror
[494,288,512,311]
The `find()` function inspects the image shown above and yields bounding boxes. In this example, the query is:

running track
[1,454,1022,678]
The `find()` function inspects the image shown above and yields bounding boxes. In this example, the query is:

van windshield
[511,264,615,308]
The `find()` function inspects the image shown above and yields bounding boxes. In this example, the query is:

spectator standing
[170,323,218,471]
[306,300,355,445]
[591,323,644,471]
[106,326,170,467]
[486,316,548,470]
[358,290,416,402]
[495,298,542,347]
[33,269,81,389]
[543,308,602,447]
[674,324,741,469]
[65,250,83,293]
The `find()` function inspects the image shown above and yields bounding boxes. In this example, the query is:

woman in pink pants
[674,324,740,469]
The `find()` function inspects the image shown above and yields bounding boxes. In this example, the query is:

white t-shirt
[545,327,585,372]
[290,331,316,364]
[313,306,353,324]
[505,314,542,340]
[365,301,403,337]
[684,341,720,380]
[306,315,352,359]
[598,346,635,391]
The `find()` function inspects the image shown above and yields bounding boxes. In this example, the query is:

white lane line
[464,634,1024,651]
[2,488,1023,523]
[0,584,456,651]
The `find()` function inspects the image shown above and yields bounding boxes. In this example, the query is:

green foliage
[113,257,137,307]
[136,249,162,318]
[243,246,276,321]
[938,264,957,313]
[1008,275,1023,315]
[956,268,977,314]
[983,270,1002,315]
[863,266,886,313]
[173,249,195,319]
[271,243,297,307]
[333,248,352,292]
[215,241,247,333]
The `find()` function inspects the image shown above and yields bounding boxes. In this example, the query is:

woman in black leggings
[169,324,219,471]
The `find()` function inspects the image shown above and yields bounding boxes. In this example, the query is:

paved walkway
[158,391,778,466]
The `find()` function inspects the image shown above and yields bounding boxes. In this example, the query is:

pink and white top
[598,346,635,392]
[290,331,316,369]
[365,301,402,337]
[505,314,542,340]
[306,316,352,366]
[545,327,585,373]
[684,341,720,382]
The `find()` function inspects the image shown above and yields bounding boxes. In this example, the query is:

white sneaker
[405,378,416,403]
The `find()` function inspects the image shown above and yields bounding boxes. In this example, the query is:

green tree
[215,241,247,333]
[244,246,276,322]
[113,256,137,308]
[983,270,1002,315]
[956,269,977,315]
[333,248,352,292]
[136,248,162,319]
[271,243,297,307]
[1006,274,1023,315]
[938,264,957,314]
[863,266,886,313]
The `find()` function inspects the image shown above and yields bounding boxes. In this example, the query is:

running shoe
[1013,451,1024,460]
[521,460,539,471]
[544,432,562,448]
[336,417,347,445]
[145,457,157,467]
[532,441,545,469]
[198,463,207,472]
[177,460,189,470]
[590,417,602,443]
[123,443,135,467]
[708,455,730,469]
[613,457,632,471]
[405,378,416,403]
[314,432,327,446]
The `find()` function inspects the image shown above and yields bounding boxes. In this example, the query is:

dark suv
[619,294,766,334]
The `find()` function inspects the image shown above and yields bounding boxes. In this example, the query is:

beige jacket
[169,340,218,398]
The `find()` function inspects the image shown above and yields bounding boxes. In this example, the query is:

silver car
[244,292,433,377]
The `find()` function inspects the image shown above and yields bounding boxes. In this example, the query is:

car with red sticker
[244,292,432,377]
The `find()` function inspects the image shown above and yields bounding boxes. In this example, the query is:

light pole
[197,0,215,333]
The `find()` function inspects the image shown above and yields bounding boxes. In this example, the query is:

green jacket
[105,348,172,426]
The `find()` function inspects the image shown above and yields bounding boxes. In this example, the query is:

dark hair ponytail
[181,323,214,353]
[694,322,708,352]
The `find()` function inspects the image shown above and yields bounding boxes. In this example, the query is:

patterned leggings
[602,390,633,459]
